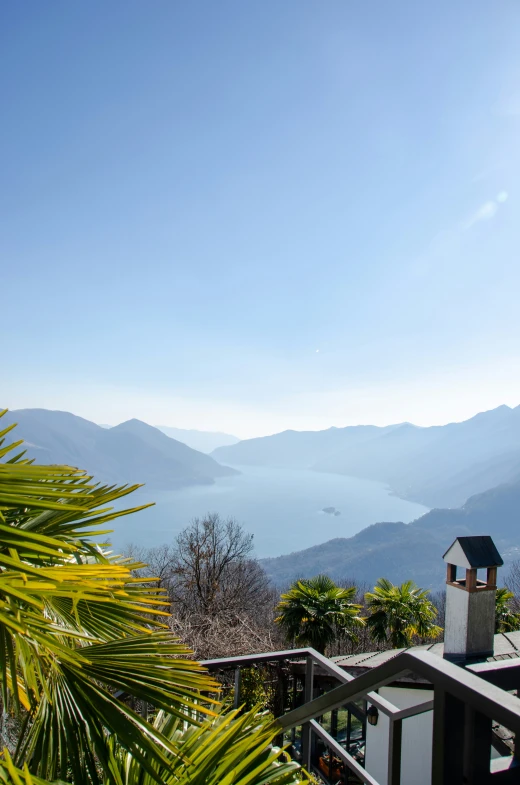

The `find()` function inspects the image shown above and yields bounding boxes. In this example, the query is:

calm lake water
[108,465,428,558]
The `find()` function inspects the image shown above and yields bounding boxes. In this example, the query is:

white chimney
[442,536,503,661]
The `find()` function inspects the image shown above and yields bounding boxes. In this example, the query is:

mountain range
[1,409,238,489]
[3,404,520,589]
[260,477,520,589]
[213,405,520,508]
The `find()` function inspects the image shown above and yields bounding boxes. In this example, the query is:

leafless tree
[168,513,274,619]
[124,542,177,589]
[128,525,449,660]
[169,610,283,661]
[123,514,282,659]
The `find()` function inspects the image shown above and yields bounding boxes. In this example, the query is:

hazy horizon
[3,2,520,439]
[4,399,520,441]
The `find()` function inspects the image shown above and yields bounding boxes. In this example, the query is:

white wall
[365,686,433,785]
[444,584,470,656]
[444,584,496,659]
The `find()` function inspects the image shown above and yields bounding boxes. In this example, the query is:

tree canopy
[495,587,520,633]
[365,578,441,648]
[275,575,364,654]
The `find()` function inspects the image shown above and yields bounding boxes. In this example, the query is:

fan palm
[0,411,306,785]
[495,587,520,633]
[105,706,303,785]
[275,575,364,654]
[365,578,441,648]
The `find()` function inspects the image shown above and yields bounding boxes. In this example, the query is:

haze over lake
[109,465,428,557]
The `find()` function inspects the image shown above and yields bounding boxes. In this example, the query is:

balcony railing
[203,647,520,785]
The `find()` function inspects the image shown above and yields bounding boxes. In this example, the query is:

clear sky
[2,1,520,438]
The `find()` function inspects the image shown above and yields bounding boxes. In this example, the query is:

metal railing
[203,647,520,785]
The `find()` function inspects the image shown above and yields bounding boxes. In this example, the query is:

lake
[108,465,428,558]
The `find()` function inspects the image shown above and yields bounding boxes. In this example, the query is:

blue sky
[2,1,520,437]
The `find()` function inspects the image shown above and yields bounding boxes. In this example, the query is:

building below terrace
[204,535,520,785]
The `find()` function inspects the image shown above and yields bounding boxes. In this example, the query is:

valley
[3,404,520,590]
[105,464,428,556]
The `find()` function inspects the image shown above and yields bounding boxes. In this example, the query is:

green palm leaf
[276,575,364,654]
[365,577,441,648]
[495,587,520,633]
[0,414,220,782]
[106,707,306,785]
[0,706,307,785]
[0,411,306,785]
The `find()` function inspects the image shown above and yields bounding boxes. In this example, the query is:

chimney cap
[443,536,503,569]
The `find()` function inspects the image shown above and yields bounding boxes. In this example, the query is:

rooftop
[442,535,504,569]
[332,630,520,675]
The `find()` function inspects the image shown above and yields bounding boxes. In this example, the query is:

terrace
[203,536,520,785]
[203,642,520,785]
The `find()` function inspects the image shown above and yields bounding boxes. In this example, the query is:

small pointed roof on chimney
[443,535,503,569]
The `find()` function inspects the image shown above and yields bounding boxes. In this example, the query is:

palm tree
[495,587,520,633]
[0,411,305,785]
[105,706,302,785]
[365,578,441,648]
[275,575,364,654]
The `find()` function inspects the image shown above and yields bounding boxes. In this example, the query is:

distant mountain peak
[114,418,150,429]
[1,408,238,490]
[212,402,520,508]
[471,404,512,419]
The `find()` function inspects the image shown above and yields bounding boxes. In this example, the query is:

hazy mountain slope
[155,425,239,453]
[212,424,396,468]
[404,448,520,509]
[1,409,237,489]
[2,408,99,456]
[214,406,520,508]
[314,405,520,506]
[260,522,445,588]
[315,406,520,506]
[260,478,520,589]
[414,478,520,543]
[111,419,237,479]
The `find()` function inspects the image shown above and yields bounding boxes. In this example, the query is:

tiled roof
[332,631,520,670]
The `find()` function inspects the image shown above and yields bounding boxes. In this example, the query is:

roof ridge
[354,650,381,664]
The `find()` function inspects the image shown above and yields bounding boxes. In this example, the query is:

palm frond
[0,414,221,782]
[107,706,306,785]
[276,575,363,652]
[0,412,305,785]
[365,577,441,647]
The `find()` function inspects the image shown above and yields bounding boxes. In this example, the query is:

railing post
[301,655,314,772]
[464,707,492,784]
[330,708,338,739]
[291,676,297,743]
[388,718,402,785]
[432,687,465,785]
[233,667,241,710]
